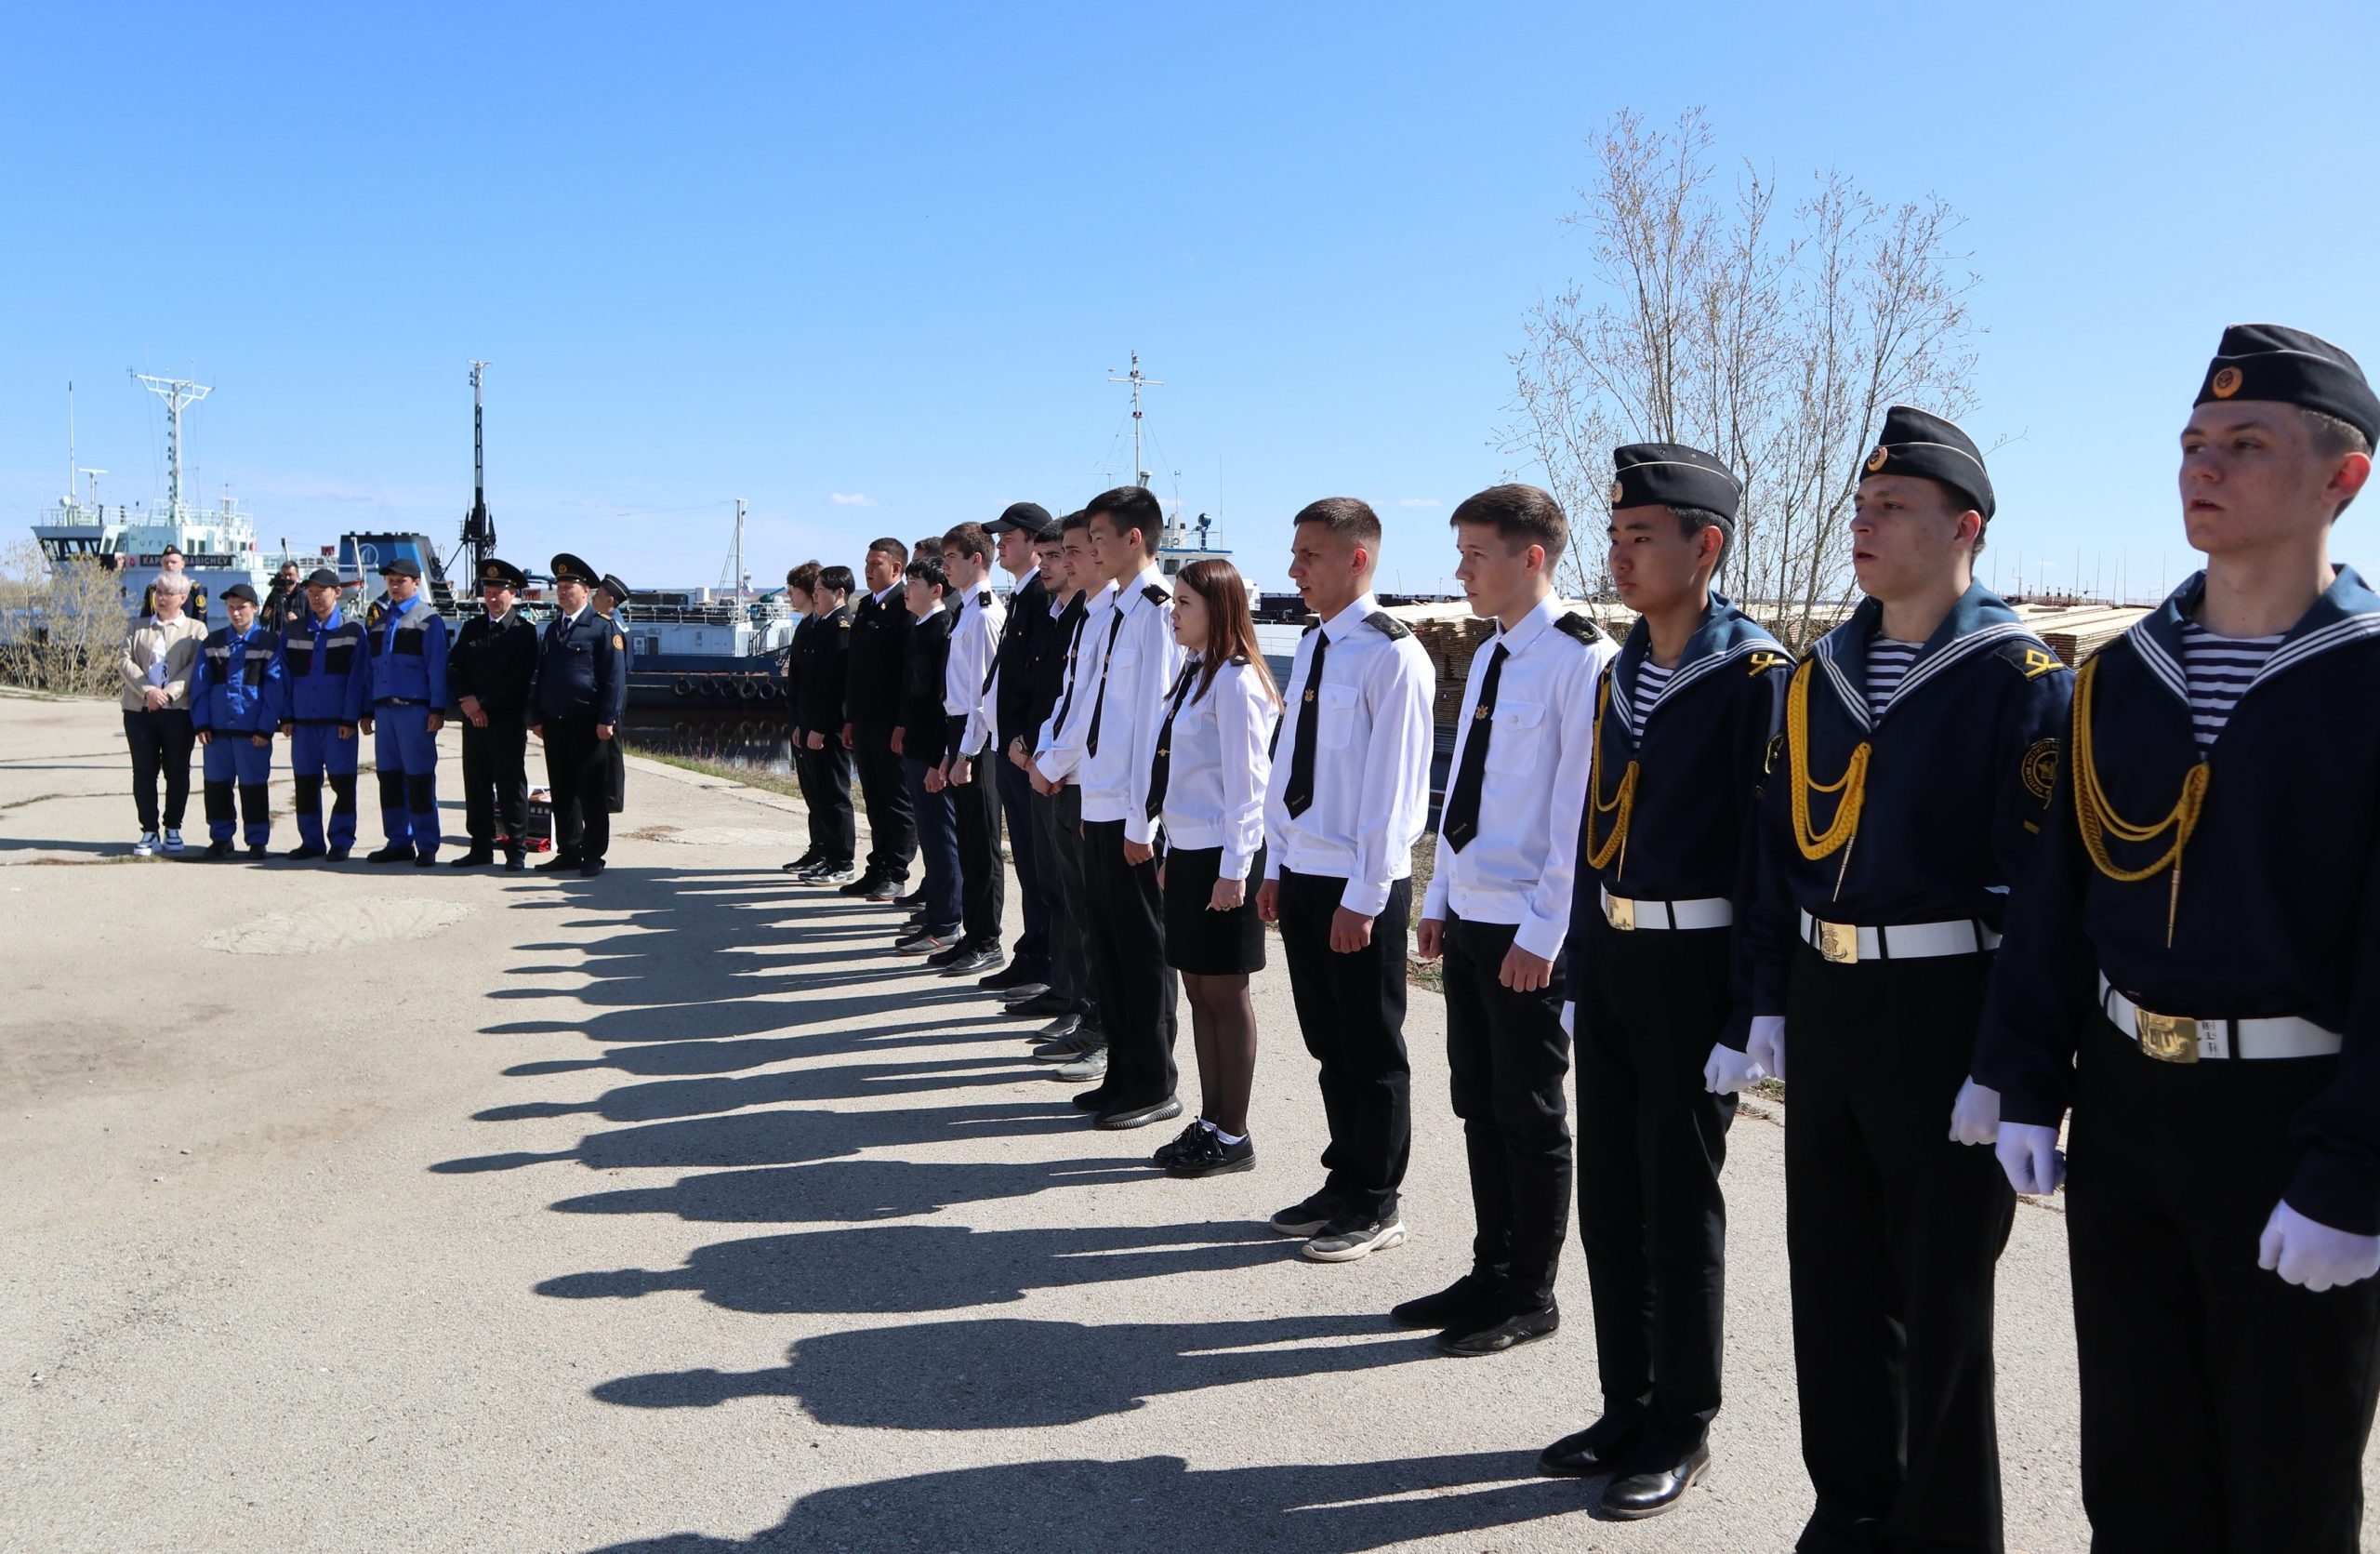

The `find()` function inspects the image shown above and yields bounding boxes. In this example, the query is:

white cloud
[829,492,879,508]
[1396,497,1439,509]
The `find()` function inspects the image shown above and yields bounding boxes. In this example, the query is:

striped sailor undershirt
[1629,659,1674,739]
[2178,620,2284,747]
[1866,638,1924,714]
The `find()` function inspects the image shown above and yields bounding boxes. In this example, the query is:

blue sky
[3,1,2373,599]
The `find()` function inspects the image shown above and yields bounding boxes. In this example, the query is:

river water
[620,708,794,775]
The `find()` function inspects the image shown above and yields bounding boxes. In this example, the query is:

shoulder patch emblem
[1765,731,1787,776]
[1748,649,1788,675]
[2021,737,2060,803]
[1553,611,1600,644]
[1997,640,2067,680]
[614,634,626,651]
[1142,583,1170,604]
[1365,611,1412,640]
[839,616,852,630]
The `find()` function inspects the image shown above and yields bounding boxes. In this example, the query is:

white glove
[1703,1043,1767,1095]
[1746,1015,1786,1082]
[2259,1202,2380,1292]
[1560,1002,1574,1040]
[1948,1078,2001,1146]
[1996,1122,2065,1196]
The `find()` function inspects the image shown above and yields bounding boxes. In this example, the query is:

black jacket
[798,601,853,733]
[446,608,541,722]
[1025,591,1085,749]
[532,608,628,724]
[899,606,952,765]
[844,587,911,727]
[991,571,1058,750]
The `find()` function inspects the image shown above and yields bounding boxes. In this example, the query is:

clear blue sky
[3,1,2373,600]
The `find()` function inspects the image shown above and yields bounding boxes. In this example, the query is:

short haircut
[914,537,943,565]
[1667,503,1733,573]
[1085,485,1163,547]
[866,537,908,565]
[786,561,822,593]
[1060,509,1093,535]
[151,572,191,596]
[941,522,992,565]
[2305,408,2373,519]
[1448,484,1568,568]
[817,564,855,595]
[1291,497,1382,551]
[904,556,947,592]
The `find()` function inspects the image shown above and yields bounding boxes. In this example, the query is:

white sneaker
[133,831,158,857]
[162,829,185,853]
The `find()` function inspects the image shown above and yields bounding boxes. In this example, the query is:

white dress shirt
[941,580,1007,757]
[1036,582,1116,784]
[1079,564,1185,843]
[1262,592,1435,917]
[1421,596,1616,960]
[1159,658,1280,882]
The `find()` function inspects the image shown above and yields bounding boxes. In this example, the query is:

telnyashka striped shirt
[1867,638,1924,714]
[1629,658,1674,739]
[2179,620,2283,747]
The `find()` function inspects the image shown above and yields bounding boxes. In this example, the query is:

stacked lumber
[2016,604,2152,666]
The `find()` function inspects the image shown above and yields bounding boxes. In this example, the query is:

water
[620,708,792,774]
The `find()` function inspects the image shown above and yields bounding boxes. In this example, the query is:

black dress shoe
[365,844,414,864]
[246,844,271,860]
[1032,1013,1083,1045]
[978,963,1041,992]
[413,852,440,868]
[1601,1442,1711,1520]
[284,843,325,860]
[1389,1272,1503,1331]
[325,846,351,861]
[1170,1132,1254,1178]
[892,888,926,910]
[1004,991,1073,1020]
[939,945,1002,976]
[204,839,235,859]
[1095,1095,1183,1131]
[1538,1415,1643,1479]
[579,858,605,878]
[503,853,526,872]
[449,850,495,868]
[1437,1299,1560,1358]
[535,855,582,872]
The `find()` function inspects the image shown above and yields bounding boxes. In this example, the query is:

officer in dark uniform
[446,557,539,870]
[841,538,917,899]
[140,546,211,624]
[1977,325,2380,1554]
[793,565,857,882]
[595,573,634,817]
[361,558,450,865]
[1746,407,2071,1553]
[273,567,371,861]
[977,502,1060,990]
[534,552,627,878]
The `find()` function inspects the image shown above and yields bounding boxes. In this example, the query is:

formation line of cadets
[781,322,2379,1550]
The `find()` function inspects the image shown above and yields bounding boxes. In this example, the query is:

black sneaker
[1302,1214,1408,1263]
[838,872,883,897]
[782,852,824,874]
[578,859,605,878]
[979,963,1043,992]
[324,846,351,862]
[535,854,582,872]
[1436,1298,1560,1357]
[1267,1191,1345,1239]
[414,851,440,868]
[866,877,908,903]
[1170,1132,1255,1179]
[204,839,235,860]
[1004,991,1074,1020]
[1033,1033,1089,1061]
[1094,1095,1183,1131]
[449,849,496,869]
[1067,1084,1114,1111]
[1390,1272,1504,1331]
[892,887,927,910]
[1052,1047,1109,1083]
[1032,1014,1084,1046]
[1152,1121,1214,1169]
[503,852,526,872]
[809,862,860,885]
[938,945,1001,976]
[894,928,956,956]
[246,844,271,860]
[365,844,414,864]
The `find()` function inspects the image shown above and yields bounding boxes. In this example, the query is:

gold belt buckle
[1604,894,1636,931]
[2134,1008,2201,1064]
[1817,920,1859,964]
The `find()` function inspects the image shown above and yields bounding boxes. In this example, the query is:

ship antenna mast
[66,380,73,503]
[462,361,496,578]
[129,371,213,522]
[1107,352,1163,488]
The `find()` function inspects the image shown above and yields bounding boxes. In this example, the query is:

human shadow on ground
[550,1154,1144,1226]
[473,1053,1029,1123]
[433,1098,1078,1175]
[500,1025,1005,1078]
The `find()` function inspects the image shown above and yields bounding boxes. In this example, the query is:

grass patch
[631,747,807,802]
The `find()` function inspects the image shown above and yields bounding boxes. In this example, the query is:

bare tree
[1503,109,1980,647]
[0,539,138,697]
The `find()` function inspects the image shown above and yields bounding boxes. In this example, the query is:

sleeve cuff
[1123,815,1154,846]
[1339,879,1391,918]
[1421,878,1448,922]
[2284,1154,2380,1239]
[1513,914,1566,963]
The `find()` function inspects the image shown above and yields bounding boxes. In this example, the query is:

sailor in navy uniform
[594,573,635,817]
[971,502,1060,993]
[189,582,284,859]
[1542,446,1787,1516]
[1977,325,2380,1554]
[360,557,450,865]
[273,567,371,861]
[533,552,627,877]
[1747,406,2071,1553]
[842,539,919,899]
[790,565,857,883]
[445,557,539,870]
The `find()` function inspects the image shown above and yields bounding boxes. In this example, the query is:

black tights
[1181,971,1258,1136]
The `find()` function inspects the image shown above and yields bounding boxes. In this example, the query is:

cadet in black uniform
[1543,447,1785,1517]
[1747,408,2070,1554]
[782,562,825,875]
[533,552,627,879]
[1977,325,2380,1554]
[446,557,539,870]
[841,538,917,900]
[594,574,633,817]
[974,503,1059,990]
[794,564,857,883]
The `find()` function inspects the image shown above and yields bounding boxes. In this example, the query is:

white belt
[1799,910,2000,965]
[2099,975,2342,1064]
[1604,887,1731,932]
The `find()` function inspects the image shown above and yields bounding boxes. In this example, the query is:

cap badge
[2212,366,2243,399]
[1865,445,1891,472]
[1608,479,1626,505]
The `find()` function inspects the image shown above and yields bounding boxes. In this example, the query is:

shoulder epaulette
[1228,652,1250,666]
[1142,583,1170,604]
[978,591,992,606]
[839,614,853,630]
[1995,638,2068,680]
[1552,611,1600,644]
[1365,611,1411,640]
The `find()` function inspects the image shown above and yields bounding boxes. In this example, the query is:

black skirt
[1163,843,1267,975]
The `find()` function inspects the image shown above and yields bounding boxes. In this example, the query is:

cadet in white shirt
[1029,515,1119,1076]
[1070,485,1189,1131]
[1405,484,1613,1351]
[1257,497,1435,1263]
[935,521,1007,977]
[1147,558,1283,1181]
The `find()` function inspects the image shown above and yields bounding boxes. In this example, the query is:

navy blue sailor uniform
[1748,579,2070,1552]
[1567,595,1786,1471]
[445,593,539,859]
[273,604,371,854]
[364,593,451,857]
[535,604,628,867]
[795,601,856,869]
[1978,566,2380,1553]
[190,618,285,850]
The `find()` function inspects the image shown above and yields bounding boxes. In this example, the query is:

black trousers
[1440,910,1573,1309]
[124,708,195,832]
[543,717,615,863]
[1033,784,1093,1016]
[796,737,855,863]
[953,756,1005,951]
[1278,867,1412,1223]
[1081,817,1177,1107]
[1575,913,1736,1460]
[2067,1016,2380,1554]
[995,757,1050,976]
[852,721,915,879]
[1783,944,2013,1554]
[459,718,530,850]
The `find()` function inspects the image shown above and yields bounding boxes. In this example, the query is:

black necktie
[1145,662,1200,819]
[1083,610,1128,759]
[1440,643,1508,852]
[1050,610,1090,735]
[1280,630,1331,817]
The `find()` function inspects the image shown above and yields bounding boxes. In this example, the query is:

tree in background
[0,539,139,697]
[1502,109,1982,647]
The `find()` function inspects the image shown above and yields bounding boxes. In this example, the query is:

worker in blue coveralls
[360,558,451,865]
[274,567,371,861]
[189,581,284,859]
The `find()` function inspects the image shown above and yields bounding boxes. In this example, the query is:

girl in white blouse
[1152,559,1282,1177]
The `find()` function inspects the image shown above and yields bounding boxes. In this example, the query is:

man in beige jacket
[119,572,208,856]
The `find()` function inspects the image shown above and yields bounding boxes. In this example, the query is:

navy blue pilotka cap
[1611,443,1743,522]
[2195,323,2379,445]
[1858,405,1995,520]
